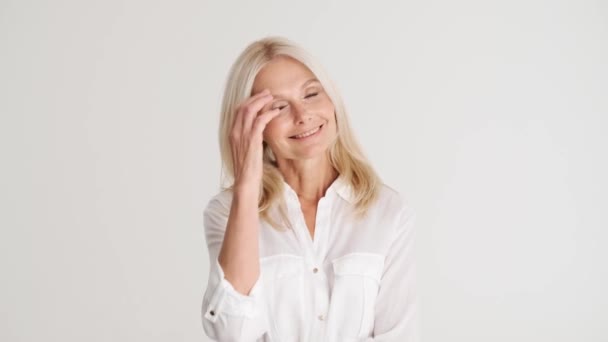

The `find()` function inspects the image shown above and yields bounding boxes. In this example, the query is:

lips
[290,124,323,139]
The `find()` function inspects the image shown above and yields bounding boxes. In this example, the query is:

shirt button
[209,310,215,316]
[318,314,324,321]
[312,267,318,273]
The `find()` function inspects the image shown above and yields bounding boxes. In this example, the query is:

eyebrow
[302,78,320,87]
[270,78,320,99]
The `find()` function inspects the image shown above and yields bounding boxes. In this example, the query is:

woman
[201,36,419,342]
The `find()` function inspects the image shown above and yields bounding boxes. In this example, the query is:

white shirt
[201,175,419,342]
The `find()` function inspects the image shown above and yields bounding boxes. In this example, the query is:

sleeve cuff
[203,258,263,323]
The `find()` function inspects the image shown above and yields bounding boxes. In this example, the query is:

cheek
[262,118,285,142]
[318,97,335,114]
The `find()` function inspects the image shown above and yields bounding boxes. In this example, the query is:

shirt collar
[281,174,355,204]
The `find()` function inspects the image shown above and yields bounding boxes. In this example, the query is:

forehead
[252,56,318,94]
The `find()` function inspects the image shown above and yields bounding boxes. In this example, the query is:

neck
[277,154,338,204]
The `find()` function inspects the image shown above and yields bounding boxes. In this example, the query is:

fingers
[239,89,271,125]
[232,89,273,136]
[241,92,274,134]
[251,108,282,137]
[243,88,270,107]
[228,89,276,186]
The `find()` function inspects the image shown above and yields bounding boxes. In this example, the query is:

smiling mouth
[289,124,323,139]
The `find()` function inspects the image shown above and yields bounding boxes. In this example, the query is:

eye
[305,92,318,99]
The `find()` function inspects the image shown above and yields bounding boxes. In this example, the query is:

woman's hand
[230,88,281,193]
[217,89,280,295]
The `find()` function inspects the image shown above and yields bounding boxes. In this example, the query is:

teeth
[293,125,320,139]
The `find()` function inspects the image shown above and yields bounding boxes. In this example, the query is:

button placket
[313,194,334,262]
[282,179,336,332]
[312,192,332,327]
[311,264,329,330]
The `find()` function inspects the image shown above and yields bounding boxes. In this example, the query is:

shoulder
[375,182,414,213]
[374,182,416,227]
[202,189,234,237]
[203,189,233,217]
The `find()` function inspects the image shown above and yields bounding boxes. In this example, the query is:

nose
[291,101,312,124]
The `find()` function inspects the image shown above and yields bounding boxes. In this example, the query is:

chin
[292,145,330,160]
[273,144,329,161]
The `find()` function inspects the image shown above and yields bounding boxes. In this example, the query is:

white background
[1,0,606,341]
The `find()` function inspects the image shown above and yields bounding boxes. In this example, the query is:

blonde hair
[218,36,382,230]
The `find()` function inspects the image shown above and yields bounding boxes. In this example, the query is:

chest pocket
[328,252,385,340]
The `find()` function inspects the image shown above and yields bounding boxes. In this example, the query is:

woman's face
[252,56,337,161]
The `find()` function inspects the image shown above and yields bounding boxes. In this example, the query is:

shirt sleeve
[366,200,420,341]
[201,193,269,342]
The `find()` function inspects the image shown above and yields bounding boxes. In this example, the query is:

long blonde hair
[218,36,382,230]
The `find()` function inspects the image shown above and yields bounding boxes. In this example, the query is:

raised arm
[201,89,281,341]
